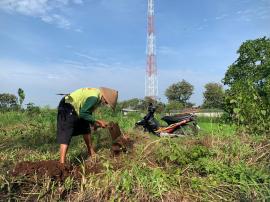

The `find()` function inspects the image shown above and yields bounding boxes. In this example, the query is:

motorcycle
[135,103,200,137]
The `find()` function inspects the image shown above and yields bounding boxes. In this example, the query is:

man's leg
[57,97,75,164]
[83,133,96,157]
[59,144,69,164]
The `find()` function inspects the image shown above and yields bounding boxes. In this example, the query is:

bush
[156,140,211,167]
[165,100,184,113]
[223,37,270,134]
[26,102,40,115]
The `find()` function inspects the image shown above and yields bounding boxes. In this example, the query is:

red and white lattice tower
[145,0,158,99]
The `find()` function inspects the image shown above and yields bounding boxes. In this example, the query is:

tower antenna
[145,0,158,100]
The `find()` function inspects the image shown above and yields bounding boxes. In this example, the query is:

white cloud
[235,5,270,22]
[41,14,71,29]
[215,14,228,20]
[236,10,243,14]
[158,46,180,56]
[0,0,49,15]
[0,58,224,107]
[0,59,145,106]
[72,0,83,4]
[74,52,99,61]
[0,0,83,29]
[74,28,83,33]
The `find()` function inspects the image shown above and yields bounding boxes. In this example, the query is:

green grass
[0,110,269,201]
[197,117,236,137]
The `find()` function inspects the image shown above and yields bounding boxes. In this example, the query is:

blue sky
[0,0,269,107]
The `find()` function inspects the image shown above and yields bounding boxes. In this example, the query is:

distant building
[121,108,139,116]
[167,107,200,116]
[167,107,223,117]
[195,112,223,118]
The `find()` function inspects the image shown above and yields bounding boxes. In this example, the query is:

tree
[223,37,270,134]
[165,100,184,112]
[202,83,225,109]
[165,80,194,106]
[0,93,18,111]
[118,97,165,112]
[18,88,25,108]
[26,102,40,114]
[118,98,145,110]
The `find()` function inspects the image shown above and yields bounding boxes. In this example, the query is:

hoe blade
[107,122,122,141]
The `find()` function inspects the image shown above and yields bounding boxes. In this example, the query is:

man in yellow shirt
[57,87,118,164]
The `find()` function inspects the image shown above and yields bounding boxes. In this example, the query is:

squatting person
[57,87,118,164]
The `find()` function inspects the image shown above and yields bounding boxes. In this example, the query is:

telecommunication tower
[145,0,158,99]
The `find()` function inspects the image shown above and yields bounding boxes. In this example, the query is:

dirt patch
[11,160,104,181]
[11,160,75,181]
[83,161,104,174]
[10,123,135,180]
[111,136,134,156]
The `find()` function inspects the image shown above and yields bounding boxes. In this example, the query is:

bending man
[56,87,118,164]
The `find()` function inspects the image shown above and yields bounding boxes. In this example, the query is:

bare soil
[11,160,75,181]
[10,122,134,181]
[10,138,134,180]
[111,136,134,155]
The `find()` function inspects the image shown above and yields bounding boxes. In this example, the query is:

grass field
[0,109,269,201]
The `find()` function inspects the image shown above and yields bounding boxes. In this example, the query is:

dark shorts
[57,98,91,145]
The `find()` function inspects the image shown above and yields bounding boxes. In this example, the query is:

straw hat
[99,87,118,110]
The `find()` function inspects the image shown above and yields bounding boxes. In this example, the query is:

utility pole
[145,0,158,100]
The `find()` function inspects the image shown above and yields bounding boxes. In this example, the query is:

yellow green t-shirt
[65,88,101,123]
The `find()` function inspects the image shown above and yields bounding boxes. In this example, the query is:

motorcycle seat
[161,114,192,125]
